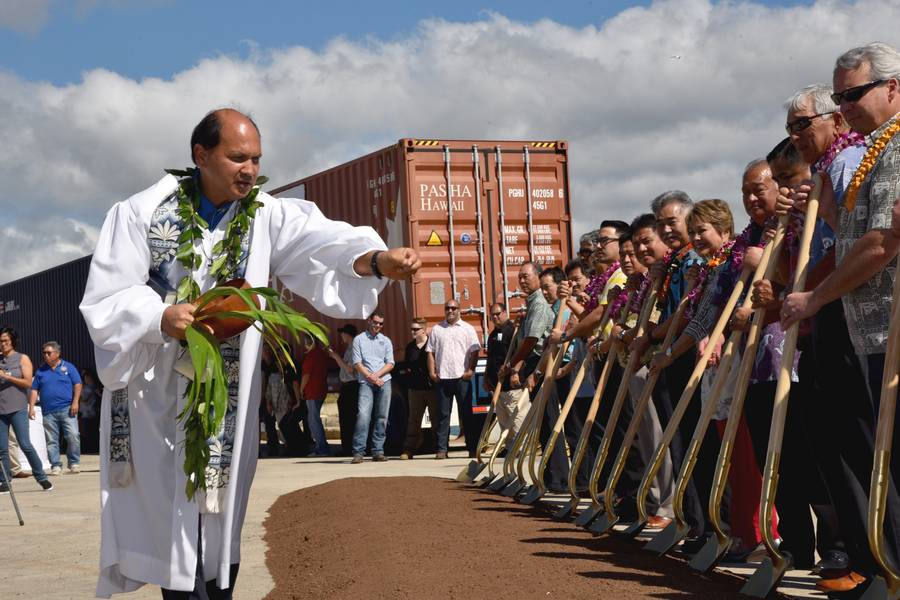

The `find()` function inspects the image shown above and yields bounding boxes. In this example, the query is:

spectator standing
[328,324,360,456]
[483,303,523,448]
[79,369,102,454]
[350,312,394,463]
[0,327,52,492]
[295,338,331,456]
[399,318,438,459]
[30,341,82,475]
[259,346,281,457]
[427,300,481,459]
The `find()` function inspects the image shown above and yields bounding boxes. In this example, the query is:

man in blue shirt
[30,341,83,475]
[350,311,394,463]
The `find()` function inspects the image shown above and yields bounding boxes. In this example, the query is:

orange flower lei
[844,117,900,213]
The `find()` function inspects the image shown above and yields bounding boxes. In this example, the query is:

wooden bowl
[194,279,261,341]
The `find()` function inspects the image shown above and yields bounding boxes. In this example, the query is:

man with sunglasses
[398,318,437,460]
[30,341,82,476]
[426,300,482,458]
[350,311,395,463]
[782,42,900,594]
[483,303,524,449]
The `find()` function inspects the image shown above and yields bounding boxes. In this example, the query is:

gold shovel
[593,278,699,536]
[742,175,822,597]
[521,309,613,505]
[574,281,661,527]
[690,218,788,572]
[555,294,635,519]
[501,307,570,497]
[649,243,777,552]
[457,324,521,482]
[861,233,900,600]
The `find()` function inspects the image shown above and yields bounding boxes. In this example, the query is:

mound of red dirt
[263,476,781,600]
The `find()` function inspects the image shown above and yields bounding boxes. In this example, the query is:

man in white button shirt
[426,300,481,458]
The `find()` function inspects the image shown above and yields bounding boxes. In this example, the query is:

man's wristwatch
[665,346,673,358]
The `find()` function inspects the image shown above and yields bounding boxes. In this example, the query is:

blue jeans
[42,410,80,468]
[305,398,330,455]
[0,408,48,482]
[352,381,391,456]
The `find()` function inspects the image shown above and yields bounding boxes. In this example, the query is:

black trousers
[590,361,645,503]
[436,378,477,455]
[259,403,278,458]
[161,519,240,599]
[531,375,569,490]
[556,376,591,489]
[337,382,359,456]
[654,351,725,538]
[807,301,900,576]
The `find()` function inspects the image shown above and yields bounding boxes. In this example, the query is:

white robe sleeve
[269,197,388,319]
[80,201,169,390]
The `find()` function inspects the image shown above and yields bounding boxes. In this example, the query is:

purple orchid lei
[684,239,735,319]
[583,261,621,314]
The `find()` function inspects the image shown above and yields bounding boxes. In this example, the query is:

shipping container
[0,255,95,376]
[269,138,573,355]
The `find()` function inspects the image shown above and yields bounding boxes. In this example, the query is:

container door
[481,143,571,316]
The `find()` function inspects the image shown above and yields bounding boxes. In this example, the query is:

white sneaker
[50,466,62,476]
[67,464,81,474]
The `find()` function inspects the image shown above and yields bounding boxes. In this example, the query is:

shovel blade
[589,512,618,534]
[740,556,791,598]
[475,472,497,487]
[519,486,544,505]
[501,480,526,497]
[858,575,894,600]
[456,460,486,483]
[554,498,580,520]
[488,475,512,492]
[622,519,647,538]
[644,521,688,555]
[689,534,730,572]
[574,504,602,527]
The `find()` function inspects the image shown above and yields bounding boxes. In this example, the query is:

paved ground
[1,450,825,599]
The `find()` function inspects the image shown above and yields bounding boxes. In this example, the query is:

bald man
[81,108,421,598]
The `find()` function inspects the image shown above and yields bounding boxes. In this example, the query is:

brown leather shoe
[647,516,672,529]
[815,571,866,593]
[435,451,448,459]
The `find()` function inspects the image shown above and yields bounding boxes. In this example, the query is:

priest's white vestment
[80,174,387,596]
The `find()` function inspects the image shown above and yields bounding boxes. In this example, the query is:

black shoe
[815,550,851,578]
[39,479,53,491]
[0,482,9,494]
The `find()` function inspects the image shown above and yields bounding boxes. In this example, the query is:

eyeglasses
[370,321,384,327]
[785,112,835,134]
[831,80,887,105]
[594,236,617,247]
[444,306,460,312]
[490,312,503,317]
[43,351,55,355]
[410,327,423,331]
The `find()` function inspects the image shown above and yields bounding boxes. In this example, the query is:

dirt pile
[263,476,778,600]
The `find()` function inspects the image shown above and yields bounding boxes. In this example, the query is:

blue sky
[1,0,888,283]
[2,0,809,84]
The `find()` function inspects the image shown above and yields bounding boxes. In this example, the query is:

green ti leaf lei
[164,167,269,302]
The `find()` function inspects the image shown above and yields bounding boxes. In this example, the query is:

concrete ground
[2,450,824,599]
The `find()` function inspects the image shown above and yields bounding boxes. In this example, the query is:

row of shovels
[456,174,900,599]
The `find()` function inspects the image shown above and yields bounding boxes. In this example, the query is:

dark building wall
[0,255,95,376]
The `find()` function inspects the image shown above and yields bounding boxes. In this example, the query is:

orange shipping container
[269,139,573,356]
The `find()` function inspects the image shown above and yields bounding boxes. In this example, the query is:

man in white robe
[80,108,420,598]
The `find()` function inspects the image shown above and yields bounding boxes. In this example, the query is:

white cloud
[2,0,899,283]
